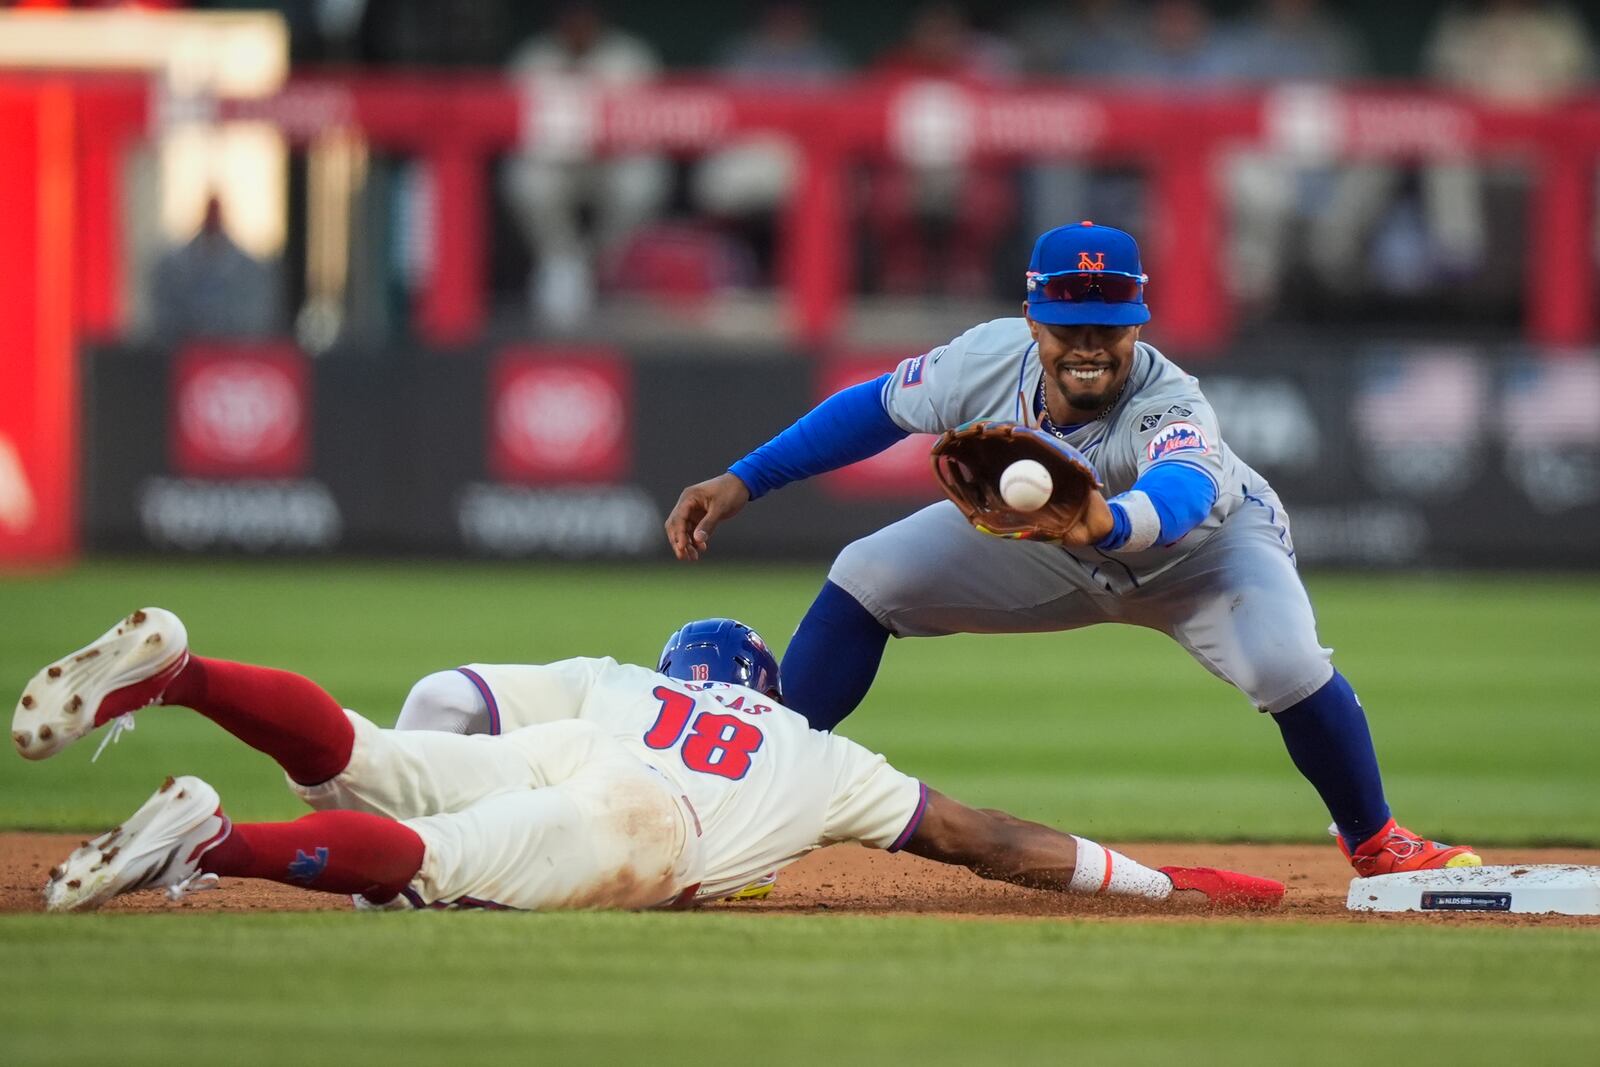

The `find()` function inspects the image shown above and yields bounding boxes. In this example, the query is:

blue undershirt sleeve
[728,374,911,500]
[1141,462,1218,544]
[1096,461,1218,550]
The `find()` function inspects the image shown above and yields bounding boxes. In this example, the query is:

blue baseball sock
[779,580,890,731]
[1272,670,1392,852]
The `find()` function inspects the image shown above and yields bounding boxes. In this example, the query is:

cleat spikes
[41,775,228,911]
[15,608,188,761]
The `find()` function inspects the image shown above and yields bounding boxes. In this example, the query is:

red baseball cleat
[1339,818,1481,877]
[12,608,189,761]
[1160,866,1286,908]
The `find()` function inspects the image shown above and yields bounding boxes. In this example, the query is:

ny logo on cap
[1077,251,1105,271]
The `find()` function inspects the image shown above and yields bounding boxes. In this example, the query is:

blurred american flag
[1501,357,1600,448]
[1354,350,1486,448]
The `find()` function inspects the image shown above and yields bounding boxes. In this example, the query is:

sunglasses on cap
[1026,269,1147,304]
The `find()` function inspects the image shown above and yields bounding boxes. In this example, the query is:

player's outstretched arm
[901,789,1284,907]
[664,374,911,561]
[901,789,1083,892]
[665,473,751,561]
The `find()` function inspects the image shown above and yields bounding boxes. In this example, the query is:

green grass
[1,561,1595,843]
[1,913,1597,1067]
[1,561,1597,1066]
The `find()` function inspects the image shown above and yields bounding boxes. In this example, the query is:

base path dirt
[3,833,1596,926]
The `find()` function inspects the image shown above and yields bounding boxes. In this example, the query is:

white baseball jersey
[294,658,925,909]
[881,317,1272,583]
[453,657,926,900]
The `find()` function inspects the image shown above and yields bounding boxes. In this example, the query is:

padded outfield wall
[79,340,1600,569]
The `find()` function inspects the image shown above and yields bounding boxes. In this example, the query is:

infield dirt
[3,833,1596,926]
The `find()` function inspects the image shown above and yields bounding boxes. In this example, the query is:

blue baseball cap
[1025,221,1150,327]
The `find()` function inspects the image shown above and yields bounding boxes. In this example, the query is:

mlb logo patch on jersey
[1147,421,1209,461]
[901,356,926,387]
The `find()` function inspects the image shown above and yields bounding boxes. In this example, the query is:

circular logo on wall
[178,360,302,465]
[494,365,625,475]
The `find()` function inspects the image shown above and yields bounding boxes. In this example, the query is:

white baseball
[999,459,1053,511]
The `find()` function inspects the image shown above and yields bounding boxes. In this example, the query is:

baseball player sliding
[13,609,1281,911]
[667,221,1480,879]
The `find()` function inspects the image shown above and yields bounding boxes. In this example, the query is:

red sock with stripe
[200,811,425,901]
[161,656,354,786]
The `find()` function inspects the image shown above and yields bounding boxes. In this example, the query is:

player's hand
[665,473,750,561]
[1054,488,1114,547]
[931,422,1107,545]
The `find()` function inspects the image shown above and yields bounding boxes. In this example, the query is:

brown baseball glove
[930,421,1104,542]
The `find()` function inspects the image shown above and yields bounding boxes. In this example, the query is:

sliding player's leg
[399,759,702,911]
[292,715,639,823]
[46,728,702,912]
[13,607,351,782]
[43,774,426,911]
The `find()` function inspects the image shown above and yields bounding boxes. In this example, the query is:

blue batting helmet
[657,618,781,699]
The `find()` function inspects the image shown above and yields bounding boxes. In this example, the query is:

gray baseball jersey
[879,317,1272,584]
[834,317,1333,713]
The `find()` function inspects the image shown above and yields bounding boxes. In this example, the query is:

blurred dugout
[2,3,1600,569]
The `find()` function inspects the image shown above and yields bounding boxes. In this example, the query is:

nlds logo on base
[1147,421,1209,461]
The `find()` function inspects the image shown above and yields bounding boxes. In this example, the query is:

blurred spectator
[1218,0,1361,82]
[355,0,510,66]
[1118,0,1232,86]
[1013,0,1144,242]
[1216,0,1367,307]
[1011,0,1143,78]
[717,1,846,81]
[499,3,669,331]
[1022,1,1230,262]
[867,2,1018,298]
[1427,0,1594,103]
[691,3,846,253]
[1310,1,1596,300]
[1420,0,1596,273]
[150,197,282,345]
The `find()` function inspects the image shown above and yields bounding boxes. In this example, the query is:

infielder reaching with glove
[12,608,1281,911]
[667,221,1479,879]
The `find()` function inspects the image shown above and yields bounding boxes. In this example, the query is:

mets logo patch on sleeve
[901,355,926,387]
[1147,421,1209,460]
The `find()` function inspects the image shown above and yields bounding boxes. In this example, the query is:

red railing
[56,73,1600,351]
